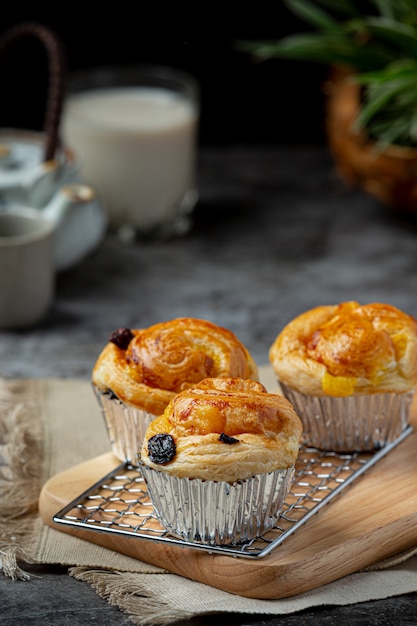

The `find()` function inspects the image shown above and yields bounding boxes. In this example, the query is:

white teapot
[0,23,107,271]
[0,129,107,271]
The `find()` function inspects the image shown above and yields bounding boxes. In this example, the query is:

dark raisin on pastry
[219,433,239,444]
[148,433,176,464]
[109,328,134,350]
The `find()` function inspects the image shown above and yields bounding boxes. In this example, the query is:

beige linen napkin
[1,369,417,626]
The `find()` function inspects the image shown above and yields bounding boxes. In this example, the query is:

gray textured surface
[2,145,417,379]
[2,145,417,624]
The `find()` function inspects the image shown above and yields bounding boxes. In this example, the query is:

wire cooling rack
[53,426,412,559]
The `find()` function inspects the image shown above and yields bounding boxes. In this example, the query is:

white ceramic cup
[0,209,55,329]
[61,65,200,240]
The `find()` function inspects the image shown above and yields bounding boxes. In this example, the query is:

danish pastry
[139,377,302,544]
[92,317,259,462]
[269,301,417,396]
[140,376,302,482]
[269,301,417,451]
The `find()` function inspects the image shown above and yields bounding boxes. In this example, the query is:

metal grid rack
[53,426,412,559]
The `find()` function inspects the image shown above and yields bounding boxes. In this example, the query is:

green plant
[240,0,417,148]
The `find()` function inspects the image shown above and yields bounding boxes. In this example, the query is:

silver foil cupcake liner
[140,463,295,545]
[279,382,414,451]
[93,386,156,464]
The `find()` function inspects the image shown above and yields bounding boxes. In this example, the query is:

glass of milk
[61,65,199,240]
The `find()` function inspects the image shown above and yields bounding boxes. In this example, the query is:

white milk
[61,86,199,233]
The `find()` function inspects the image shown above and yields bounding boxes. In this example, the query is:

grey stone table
[2,145,417,624]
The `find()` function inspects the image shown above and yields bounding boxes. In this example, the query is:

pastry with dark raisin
[139,377,302,545]
[92,318,259,463]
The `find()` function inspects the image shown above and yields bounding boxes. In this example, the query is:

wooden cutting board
[39,397,417,600]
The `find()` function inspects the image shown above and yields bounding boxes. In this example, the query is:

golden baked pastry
[269,301,417,396]
[92,318,259,416]
[140,377,303,483]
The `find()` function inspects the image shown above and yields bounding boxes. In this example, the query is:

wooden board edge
[38,451,417,599]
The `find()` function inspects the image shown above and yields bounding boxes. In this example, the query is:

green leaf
[241,33,393,70]
[354,68,417,143]
[238,0,417,147]
[356,85,405,128]
[409,107,417,140]
[362,16,417,57]
[283,0,343,31]
[370,0,397,20]
[353,59,417,83]
[285,0,362,19]
[370,0,417,23]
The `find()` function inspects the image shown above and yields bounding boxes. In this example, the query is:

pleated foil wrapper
[140,463,295,545]
[93,386,156,464]
[279,382,414,452]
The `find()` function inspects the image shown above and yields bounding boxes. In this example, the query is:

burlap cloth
[1,366,417,625]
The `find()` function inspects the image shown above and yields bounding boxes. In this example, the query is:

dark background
[0,3,329,147]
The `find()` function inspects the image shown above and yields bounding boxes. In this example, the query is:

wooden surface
[39,396,417,600]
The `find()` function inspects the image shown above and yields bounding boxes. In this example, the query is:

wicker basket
[324,67,417,214]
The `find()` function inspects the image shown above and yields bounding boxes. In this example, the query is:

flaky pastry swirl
[92,318,259,416]
[140,377,303,482]
[269,301,417,396]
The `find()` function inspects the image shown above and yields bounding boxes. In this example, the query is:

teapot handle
[0,22,66,162]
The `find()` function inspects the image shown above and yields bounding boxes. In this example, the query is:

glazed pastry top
[269,301,417,396]
[92,317,259,415]
[140,377,303,482]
